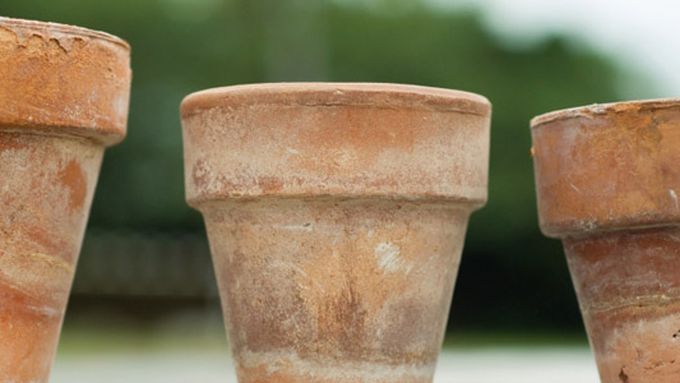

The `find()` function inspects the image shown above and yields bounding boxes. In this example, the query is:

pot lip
[531,97,680,128]
[180,82,491,118]
[0,16,130,50]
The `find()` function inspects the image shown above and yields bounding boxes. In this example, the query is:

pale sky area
[430,0,680,98]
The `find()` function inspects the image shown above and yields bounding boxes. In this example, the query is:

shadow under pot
[0,17,131,383]
[181,83,491,382]
[531,99,680,383]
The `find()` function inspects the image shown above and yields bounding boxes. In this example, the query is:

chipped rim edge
[180,82,491,118]
[0,16,130,50]
[0,16,129,146]
[531,98,680,129]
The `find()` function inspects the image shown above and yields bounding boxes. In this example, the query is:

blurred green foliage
[3,0,637,330]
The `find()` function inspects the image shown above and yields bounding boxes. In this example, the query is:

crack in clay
[582,293,680,314]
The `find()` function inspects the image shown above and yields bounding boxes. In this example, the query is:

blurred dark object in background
[2,0,644,339]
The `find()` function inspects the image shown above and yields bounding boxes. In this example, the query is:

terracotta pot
[0,17,130,382]
[181,83,491,382]
[531,99,680,382]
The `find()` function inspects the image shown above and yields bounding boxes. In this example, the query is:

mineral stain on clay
[58,159,86,212]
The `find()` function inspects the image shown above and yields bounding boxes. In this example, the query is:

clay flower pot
[181,83,490,382]
[531,99,680,382]
[0,17,130,382]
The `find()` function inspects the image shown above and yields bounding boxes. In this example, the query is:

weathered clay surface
[531,99,680,237]
[565,229,680,382]
[0,134,103,382]
[182,83,491,382]
[532,99,680,383]
[0,17,131,145]
[0,17,130,383]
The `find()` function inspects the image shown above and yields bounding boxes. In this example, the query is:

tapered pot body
[532,99,680,382]
[0,17,130,382]
[181,83,491,382]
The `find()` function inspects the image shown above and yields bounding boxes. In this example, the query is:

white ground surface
[52,348,599,383]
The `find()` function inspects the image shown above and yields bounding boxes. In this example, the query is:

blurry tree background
[2,0,645,339]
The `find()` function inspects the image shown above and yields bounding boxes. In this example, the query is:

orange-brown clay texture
[0,17,131,145]
[531,99,680,238]
[565,229,680,383]
[532,99,680,383]
[0,17,130,383]
[182,83,490,205]
[182,83,491,382]
[0,133,103,382]
[204,199,468,382]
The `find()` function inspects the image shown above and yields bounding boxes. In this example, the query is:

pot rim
[180,82,491,118]
[531,97,680,238]
[531,97,680,128]
[181,82,491,209]
[0,16,131,146]
[0,16,130,50]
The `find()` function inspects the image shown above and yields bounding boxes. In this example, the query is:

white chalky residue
[569,183,582,194]
[280,223,313,232]
[374,242,411,274]
[113,94,129,119]
[669,189,678,210]
[586,103,608,115]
